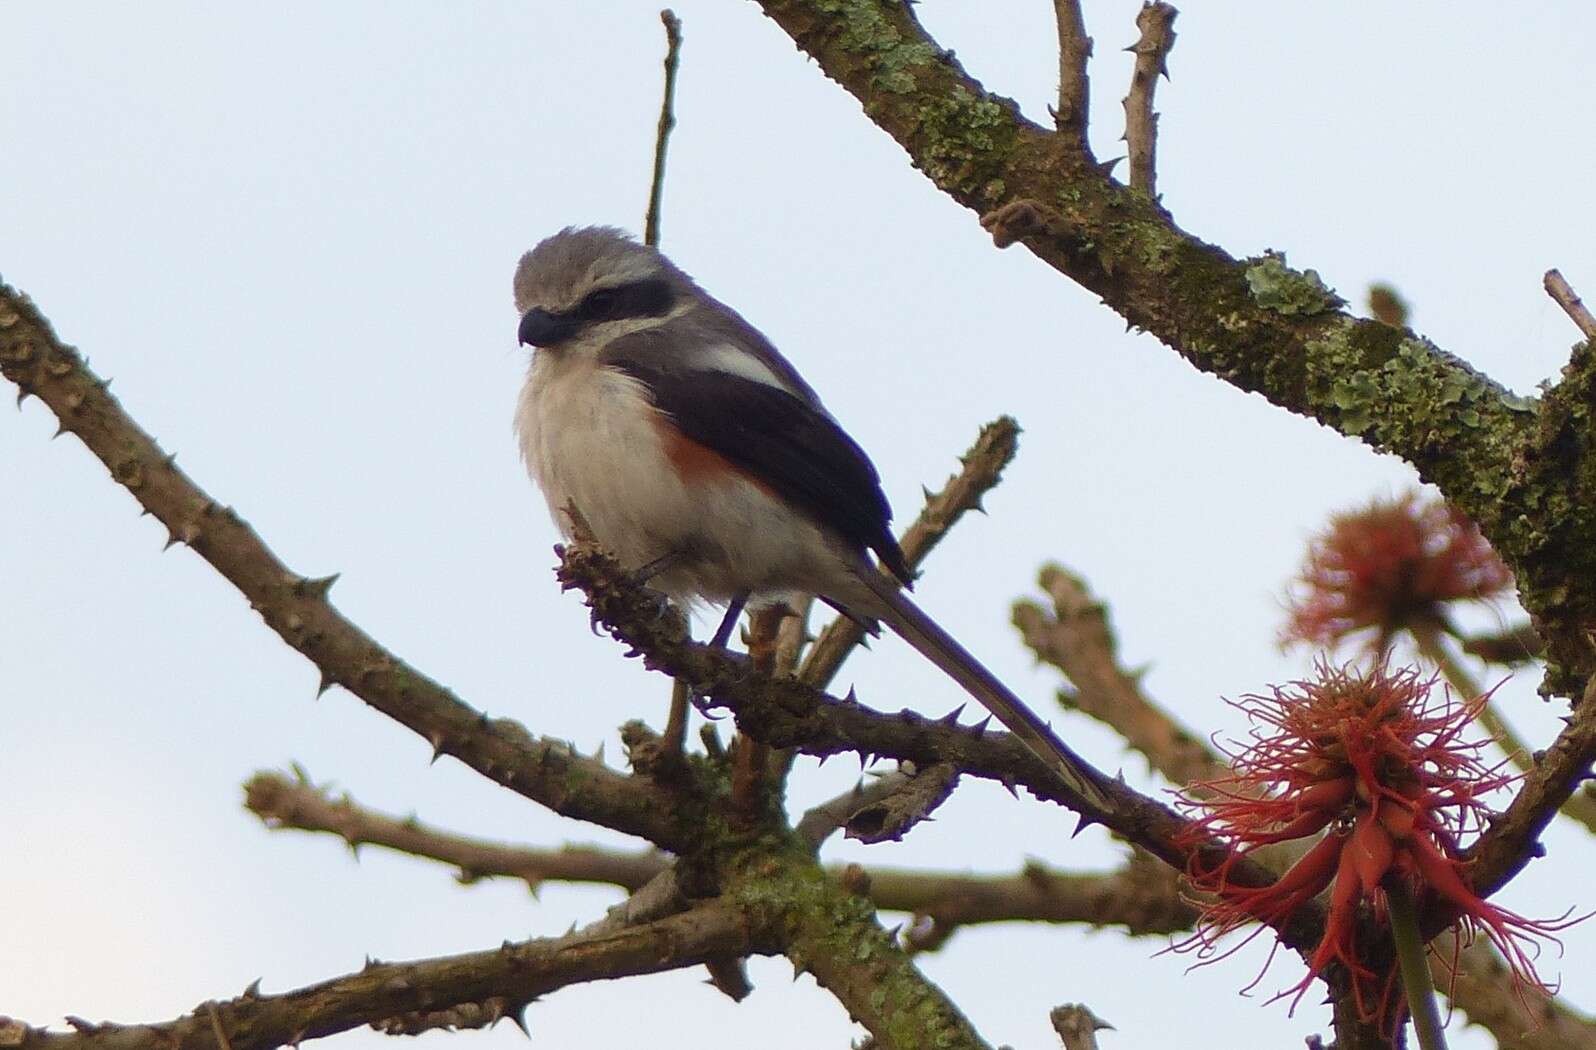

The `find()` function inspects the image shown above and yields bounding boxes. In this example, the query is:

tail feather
[855,568,1109,810]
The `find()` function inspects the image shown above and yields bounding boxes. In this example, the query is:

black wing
[603,339,911,585]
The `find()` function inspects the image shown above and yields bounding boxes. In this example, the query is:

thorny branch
[1051,0,1092,153]
[0,905,776,1050]
[242,769,1193,936]
[1012,564,1219,786]
[553,537,1327,949]
[750,0,1596,713]
[1121,2,1177,196]
[243,769,1596,1049]
[0,284,688,850]
[800,416,1020,690]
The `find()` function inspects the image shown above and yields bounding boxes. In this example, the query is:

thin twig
[1052,0,1093,154]
[1121,2,1178,196]
[243,770,667,892]
[801,416,1020,690]
[1546,269,1596,340]
[643,10,684,248]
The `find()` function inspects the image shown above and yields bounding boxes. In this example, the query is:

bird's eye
[584,288,618,316]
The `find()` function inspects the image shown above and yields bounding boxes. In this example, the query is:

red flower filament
[1175,663,1575,1028]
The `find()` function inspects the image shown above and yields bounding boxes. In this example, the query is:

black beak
[518,307,577,348]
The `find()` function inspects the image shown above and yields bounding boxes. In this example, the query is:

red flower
[1282,493,1513,650]
[1175,663,1574,1029]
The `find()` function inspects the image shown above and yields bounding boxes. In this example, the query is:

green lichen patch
[1245,254,1341,317]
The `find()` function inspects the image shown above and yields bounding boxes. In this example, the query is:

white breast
[515,351,857,608]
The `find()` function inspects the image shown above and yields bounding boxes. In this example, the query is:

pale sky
[4,4,1594,1049]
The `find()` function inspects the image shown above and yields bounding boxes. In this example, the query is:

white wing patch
[690,343,796,393]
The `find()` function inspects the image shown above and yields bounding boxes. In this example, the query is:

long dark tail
[855,568,1109,810]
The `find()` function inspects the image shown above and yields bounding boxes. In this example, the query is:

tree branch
[1121,2,1177,196]
[0,905,773,1050]
[243,769,668,892]
[745,0,1596,700]
[0,284,692,852]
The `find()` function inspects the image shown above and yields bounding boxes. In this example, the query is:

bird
[513,226,1105,808]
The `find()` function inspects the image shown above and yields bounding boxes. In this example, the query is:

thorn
[15,388,28,408]
[1096,154,1124,176]
[938,704,967,726]
[53,421,67,439]
[969,714,992,736]
[970,496,987,515]
[843,687,860,705]
[1072,813,1098,838]
[921,484,935,503]
[242,978,262,999]
[593,741,606,762]
[429,732,448,764]
[316,671,336,698]
[296,573,340,599]
[508,1006,531,1038]
[816,752,831,767]
[1000,777,1019,799]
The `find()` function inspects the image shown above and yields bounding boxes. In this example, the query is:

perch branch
[554,537,1327,949]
